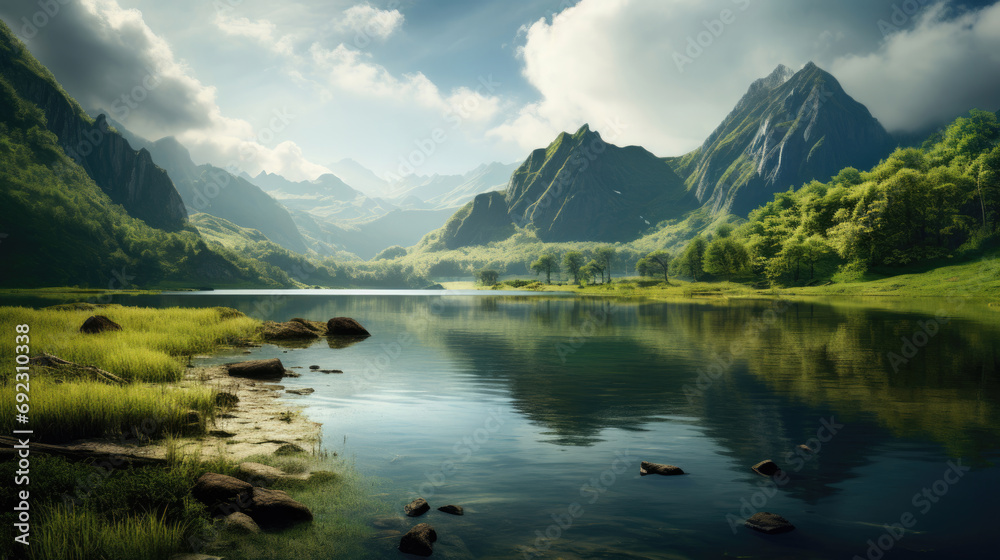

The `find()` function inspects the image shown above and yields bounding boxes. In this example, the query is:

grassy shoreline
[0,304,380,560]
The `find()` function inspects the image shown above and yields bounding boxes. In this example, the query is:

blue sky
[2,0,999,182]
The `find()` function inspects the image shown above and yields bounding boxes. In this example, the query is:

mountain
[106,127,309,254]
[252,170,362,200]
[0,32,185,231]
[327,158,390,197]
[435,125,697,249]
[0,24,293,287]
[670,62,895,217]
[391,162,519,209]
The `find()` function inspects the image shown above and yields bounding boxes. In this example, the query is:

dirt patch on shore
[174,365,322,460]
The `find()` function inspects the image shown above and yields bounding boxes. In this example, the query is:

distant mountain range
[425,62,899,251]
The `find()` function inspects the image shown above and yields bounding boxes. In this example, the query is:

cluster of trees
[631,109,1000,286]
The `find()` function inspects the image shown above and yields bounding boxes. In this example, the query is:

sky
[2,0,999,183]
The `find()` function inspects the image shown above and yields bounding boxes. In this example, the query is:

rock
[399,523,437,557]
[752,460,782,476]
[285,388,315,395]
[274,443,306,456]
[245,487,313,530]
[309,365,320,370]
[222,511,261,534]
[289,318,327,333]
[326,317,371,336]
[404,498,431,517]
[226,358,286,380]
[239,462,285,484]
[437,505,463,515]
[320,369,344,374]
[209,430,236,438]
[797,444,814,453]
[640,461,685,476]
[744,512,795,534]
[185,410,202,424]
[192,473,253,508]
[79,315,122,334]
[262,321,320,341]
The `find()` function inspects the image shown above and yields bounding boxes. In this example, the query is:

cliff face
[438,125,697,249]
[0,37,186,230]
[673,62,895,217]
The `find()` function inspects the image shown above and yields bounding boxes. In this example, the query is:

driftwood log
[0,436,166,466]
[28,354,126,384]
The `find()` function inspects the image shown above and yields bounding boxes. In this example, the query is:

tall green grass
[0,377,217,440]
[0,305,261,382]
[31,507,190,560]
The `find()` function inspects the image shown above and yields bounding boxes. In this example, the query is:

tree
[530,254,561,284]
[636,250,672,283]
[704,237,750,280]
[563,251,585,284]
[595,246,615,283]
[580,259,603,285]
[677,236,708,281]
[476,268,499,286]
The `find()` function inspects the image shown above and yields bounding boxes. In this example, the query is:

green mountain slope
[670,62,895,217]
[429,125,697,250]
[0,22,186,231]
[0,23,292,288]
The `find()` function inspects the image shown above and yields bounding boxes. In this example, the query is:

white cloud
[336,4,404,40]
[58,0,328,180]
[213,14,295,57]
[831,2,1000,132]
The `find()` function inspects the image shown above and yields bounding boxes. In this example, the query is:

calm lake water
[7,291,1000,559]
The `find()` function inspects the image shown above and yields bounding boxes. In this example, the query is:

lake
[7,290,1000,559]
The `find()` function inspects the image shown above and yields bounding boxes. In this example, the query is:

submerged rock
[262,321,320,341]
[437,504,464,515]
[285,388,315,395]
[752,460,782,477]
[745,512,795,534]
[326,317,371,336]
[399,523,437,557]
[640,461,685,476]
[79,315,122,334]
[226,358,286,380]
[404,497,431,517]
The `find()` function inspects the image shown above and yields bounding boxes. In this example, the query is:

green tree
[677,236,708,281]
[636,250,672,283]
[580,259,604,285]
[530,254,561,284]
[595,246,615,283]
[374,245,407,260]
[562,251,585,284]
[476,268,500,286]
[704,237,750,280]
